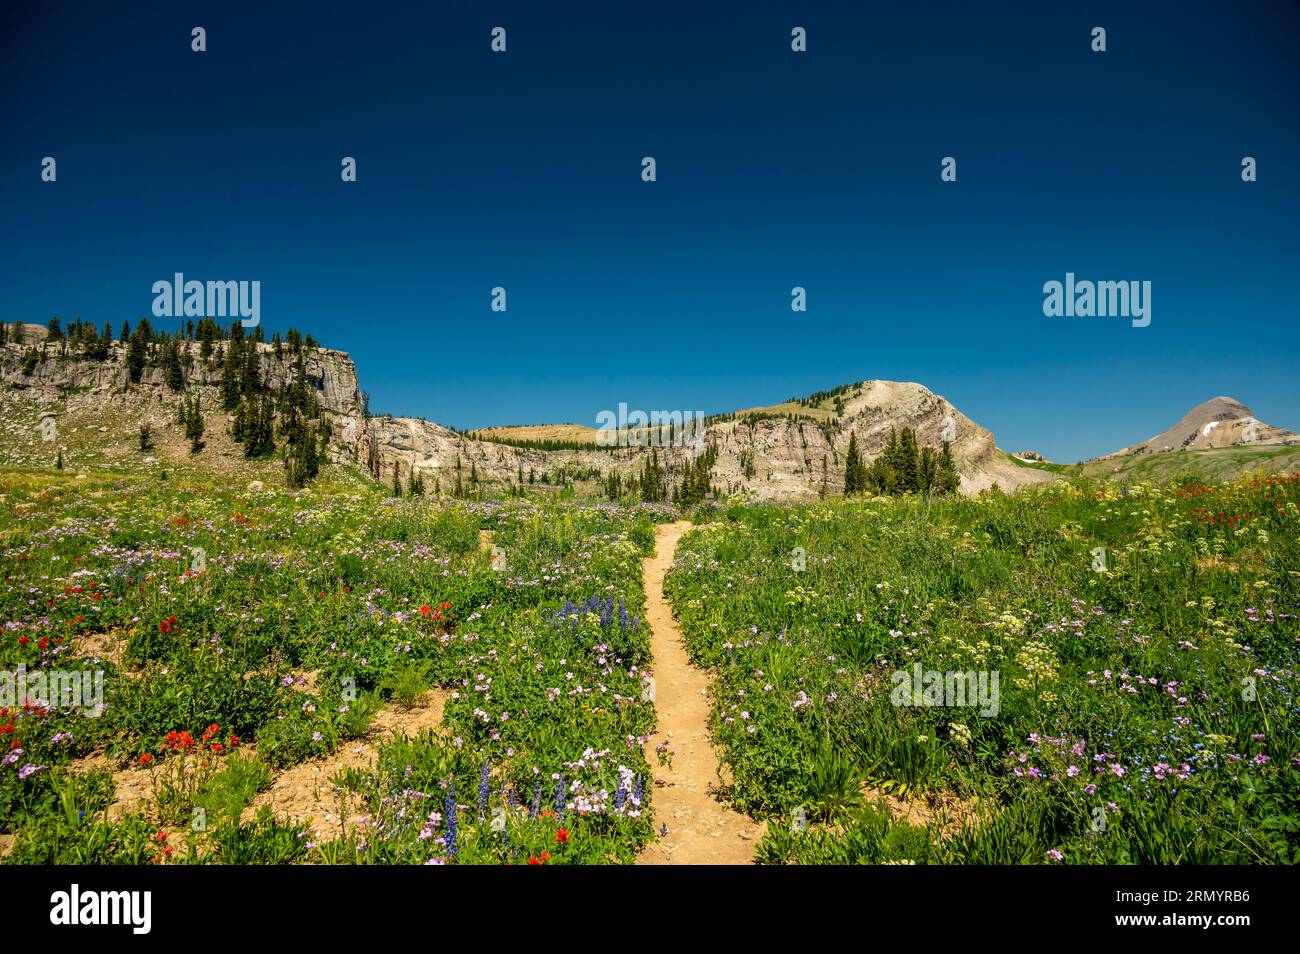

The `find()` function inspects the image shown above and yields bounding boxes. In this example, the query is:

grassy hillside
[0,388,310,487]
[1067,445,1300,484]
[467,423,600,445]
[1000,450,1066,474]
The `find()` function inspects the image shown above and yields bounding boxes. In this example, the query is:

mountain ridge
[2,321,1295,495]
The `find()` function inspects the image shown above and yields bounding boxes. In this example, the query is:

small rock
[247,480,264,491]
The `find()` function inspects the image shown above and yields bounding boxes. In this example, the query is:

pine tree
[233,398,248,443]
[163,341,185,390]
[126,327,148,384]
[184,394,205,452]
[638,448,667,501]
[392,463,403,497]
[844,432,863,495]
[242,341,262,397]
[282,415,318,488]
[936,441,960,496]
[898,427,920,494]
[138,424,153,452]
[220,339,241,410]
[244,395,275,458]
[300,427,318,481]
[880,429,902,495]
[918,446,938,495]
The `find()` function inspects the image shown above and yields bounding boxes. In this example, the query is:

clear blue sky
[2,1,1297,462]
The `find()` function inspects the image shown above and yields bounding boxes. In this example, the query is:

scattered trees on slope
[844,427,960,497]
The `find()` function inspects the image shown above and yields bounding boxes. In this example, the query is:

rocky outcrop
[356,380,1054,498]
[2,328,361,417]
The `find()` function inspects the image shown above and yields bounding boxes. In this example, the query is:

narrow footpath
[637,521,765,864]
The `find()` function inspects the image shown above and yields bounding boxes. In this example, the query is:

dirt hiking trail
[638,520,765,865]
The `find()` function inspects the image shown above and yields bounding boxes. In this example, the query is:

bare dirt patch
[242,688,451,839]
[859,784,982,838]
[69,752,155,822]
[71,628,129,667]
[64,688,450,838]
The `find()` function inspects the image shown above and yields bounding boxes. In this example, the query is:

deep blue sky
[3,1,1297,462]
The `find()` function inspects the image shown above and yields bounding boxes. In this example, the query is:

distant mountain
[1102,397,1299,459]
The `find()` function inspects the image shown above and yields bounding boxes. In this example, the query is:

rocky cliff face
[358,380,1053,498]
[1,323,1048,496]
[3,325,361,416]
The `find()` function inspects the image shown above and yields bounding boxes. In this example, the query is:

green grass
[1001,451,1066,474]
[666,474,1300,864]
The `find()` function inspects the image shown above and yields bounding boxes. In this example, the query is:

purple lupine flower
[478,760,490,818]
[444,785,458,858]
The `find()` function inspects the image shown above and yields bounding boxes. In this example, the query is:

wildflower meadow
[2,465,1296,867]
